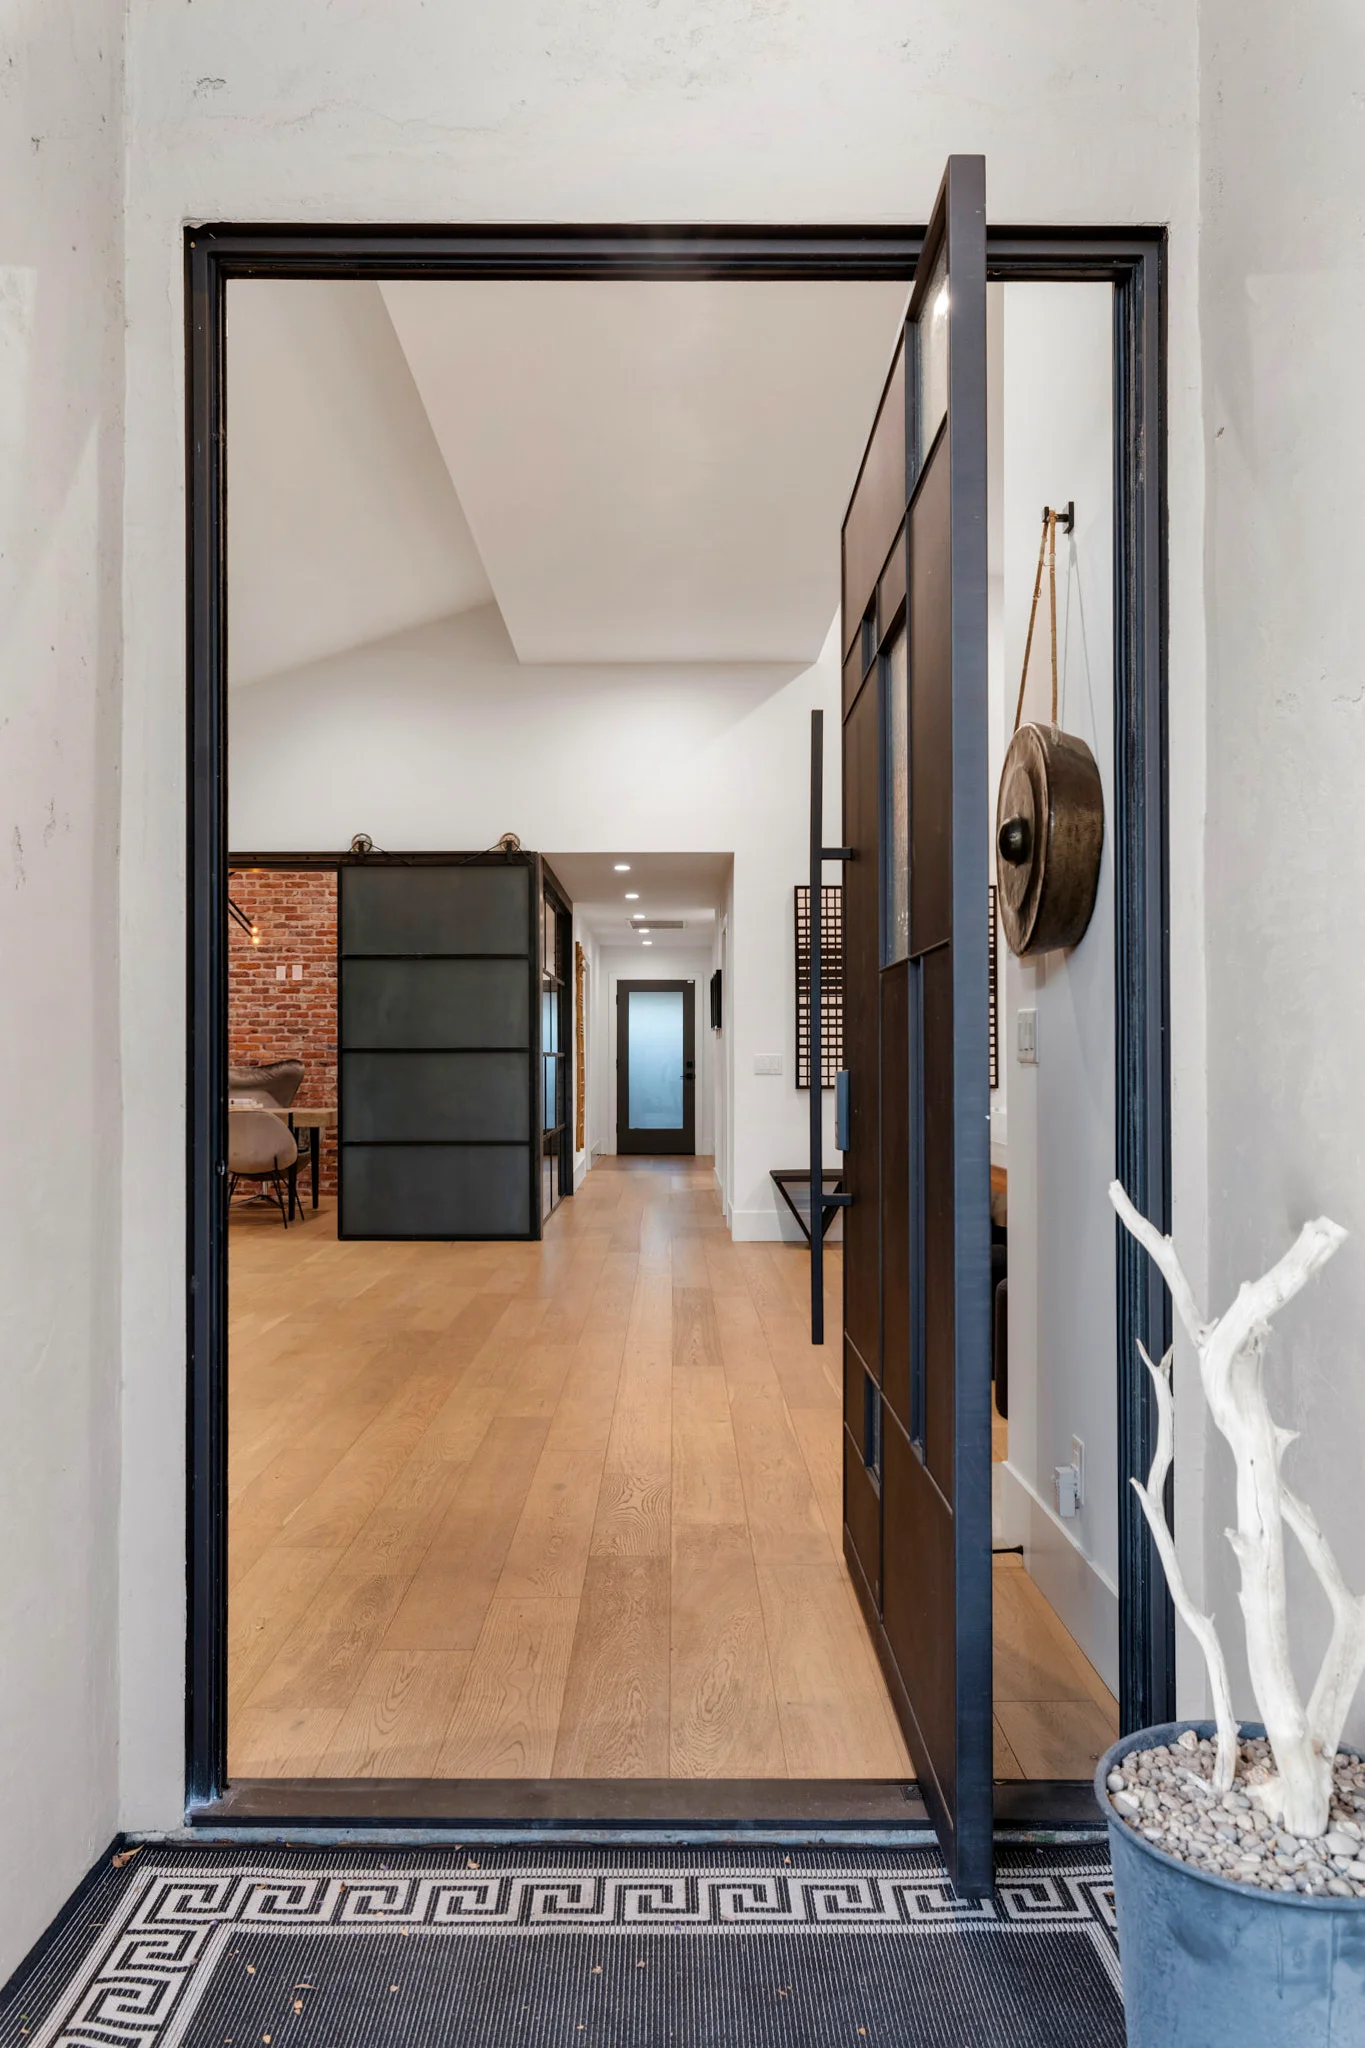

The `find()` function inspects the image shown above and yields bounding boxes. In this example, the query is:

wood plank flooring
[228,1155,1114,1781]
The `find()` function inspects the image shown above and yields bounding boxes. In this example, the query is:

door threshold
[186,1777,1102,1840]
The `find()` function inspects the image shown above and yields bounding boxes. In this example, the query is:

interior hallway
[228,1155,1114,1781]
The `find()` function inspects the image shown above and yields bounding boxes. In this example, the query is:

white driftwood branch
[1108,1182,1214,1349]
[1129,1341,1238,1790]
[1282,1487,1365,1763]
[1109,1182,1353,1839]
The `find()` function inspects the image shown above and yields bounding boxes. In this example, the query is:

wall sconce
[228,896,261,945]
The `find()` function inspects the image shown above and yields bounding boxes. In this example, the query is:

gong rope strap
[1012,507,1060,734]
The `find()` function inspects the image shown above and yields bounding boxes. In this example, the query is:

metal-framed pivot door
[616,980,696,1155]
[839,157,993,1896]
[187,216,1168,1828]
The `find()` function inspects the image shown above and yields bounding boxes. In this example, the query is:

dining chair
[228,1108,299,1228]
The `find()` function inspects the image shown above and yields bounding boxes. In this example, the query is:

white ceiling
[227,277,911,685]
[226,280,491,687]
[546,850,731,946]
[381,280,908,666]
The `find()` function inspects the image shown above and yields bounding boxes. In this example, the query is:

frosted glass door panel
[627,990,684,1128]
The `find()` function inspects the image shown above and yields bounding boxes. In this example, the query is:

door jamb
[186,220,1170,1818]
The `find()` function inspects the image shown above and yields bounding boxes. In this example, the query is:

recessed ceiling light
[625,892,639,900]
[639,928,651,935]
[643,940,653,946]
[614,863,631,871]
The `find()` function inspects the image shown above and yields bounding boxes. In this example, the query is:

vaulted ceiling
[227,274,910,687]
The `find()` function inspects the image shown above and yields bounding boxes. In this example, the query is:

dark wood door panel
[920,942,956,1490]
[843,1430,882,1607]
[879,961,911,1432]
[882,1411,955,1809]
[842,338,907,657]
[842,679,881,1380]
[909,435,953,958]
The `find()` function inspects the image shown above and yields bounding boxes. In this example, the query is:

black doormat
[4,1843,1121,2048]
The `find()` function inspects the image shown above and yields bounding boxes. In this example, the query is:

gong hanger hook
[1041,500,1075,534]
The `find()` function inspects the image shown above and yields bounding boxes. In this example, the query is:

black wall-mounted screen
[337,860,539,1240]
[710,968,723,1031]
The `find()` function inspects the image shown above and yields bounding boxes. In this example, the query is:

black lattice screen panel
[794,884,844,1090]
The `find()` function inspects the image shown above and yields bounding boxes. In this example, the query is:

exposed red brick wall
[228,868,337,1194]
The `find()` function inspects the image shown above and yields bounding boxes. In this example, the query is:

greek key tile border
[32,1861,1119,2048]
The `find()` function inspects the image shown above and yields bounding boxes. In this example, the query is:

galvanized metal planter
[1097,1721,1365,2047]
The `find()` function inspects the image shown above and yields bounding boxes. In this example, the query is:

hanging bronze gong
[995,505,1104,957]
[996,721,1104,956]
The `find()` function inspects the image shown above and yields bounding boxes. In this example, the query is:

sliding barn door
[840,158,993,1895]
[337,858,540,1240]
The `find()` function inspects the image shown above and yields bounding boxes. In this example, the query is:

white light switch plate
[1017,1008,1038,1064]
[753,1054,783,1076]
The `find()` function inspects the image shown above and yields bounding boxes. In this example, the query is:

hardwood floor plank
[322,1649,472,1777]
[230,1704,345,1778]
[727,1381,835,1567]
[246,1552,412,1711]
[382,1416,551,1651]
[671,1367,747,1529]
[756,1564,913,1778]
[228,1544,343,1712]
[669,1525,786,1777]
[436,1598,579,1778]
[672,1286,723,1372]
[994,1697,1118,1780]
[497,1441,614,1601]
[552,1556,670,1778]
[993,1559,1107,1706]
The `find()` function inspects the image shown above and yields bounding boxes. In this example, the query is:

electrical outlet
[1054,1437,1085,1518]
[1017,1008,1038,1064]
[753,1054,783,1076]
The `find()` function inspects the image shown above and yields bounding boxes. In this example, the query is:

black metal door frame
[615,978,697,1155]
[187,219,1170,1822]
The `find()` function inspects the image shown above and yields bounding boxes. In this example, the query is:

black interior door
[616,979,696,1155]
[839,157,993,1896]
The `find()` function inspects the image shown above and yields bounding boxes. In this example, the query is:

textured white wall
[0,0,125,1973]
[1198,1,1365,1745]
[119,0,1207,1824]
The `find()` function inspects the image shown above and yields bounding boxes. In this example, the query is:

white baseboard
[993,1459,1119,1697]
[572,1155,589,1192]
[730,1205,802,1243]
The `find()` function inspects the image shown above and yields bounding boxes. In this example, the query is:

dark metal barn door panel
[341,1051,532,1144]
[341,958,531,1049]
[337,859,540,1241]
[343,1143,531,1238]
[838,156,993,1897]
[341,863,530,954]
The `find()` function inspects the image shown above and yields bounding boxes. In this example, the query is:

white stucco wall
[0,0,125,1970]
[1198,1,1365,1746]
[117,0,1208,1826]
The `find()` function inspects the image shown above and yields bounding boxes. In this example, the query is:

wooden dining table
[229,1102,337,1216]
